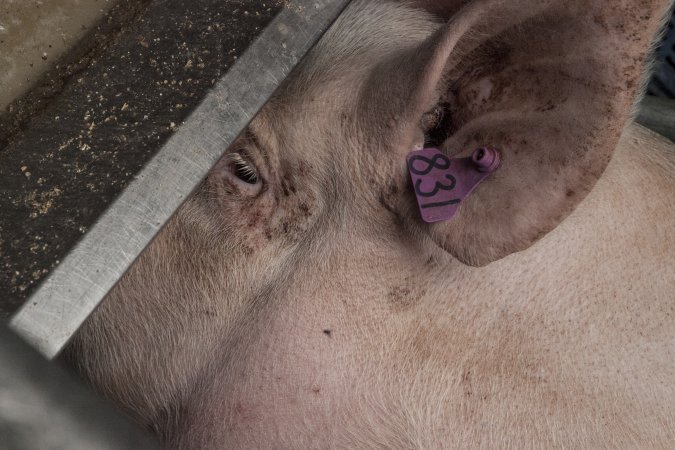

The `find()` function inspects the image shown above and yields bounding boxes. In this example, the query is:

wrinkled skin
[67,1,675,448]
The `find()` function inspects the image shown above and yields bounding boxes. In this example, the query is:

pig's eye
[422,102,453,148]
[228,152,260,185]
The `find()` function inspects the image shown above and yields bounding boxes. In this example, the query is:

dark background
[648,12,675,98]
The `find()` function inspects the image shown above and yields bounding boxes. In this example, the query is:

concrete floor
[0,0,119,112]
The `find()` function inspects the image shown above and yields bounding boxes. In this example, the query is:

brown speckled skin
[67,1,675,448]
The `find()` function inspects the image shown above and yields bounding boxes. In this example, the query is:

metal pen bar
[0,325,158,449]
[10,0,350,359]
[637,95,675,142]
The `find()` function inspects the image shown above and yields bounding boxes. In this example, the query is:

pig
[65,0,675,448]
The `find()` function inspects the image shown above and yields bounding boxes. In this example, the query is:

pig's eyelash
[228,152,260,185]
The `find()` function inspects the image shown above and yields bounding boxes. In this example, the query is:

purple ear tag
[406,146,501,223]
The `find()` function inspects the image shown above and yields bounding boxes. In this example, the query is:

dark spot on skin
[593,14,609,32]
[388,284,425,312]
[461,370,473,397]
[299,202,311,217]
[566,189,575,197]
[536,101,556,112]
[246,209,263,228]
[311,386,321,394]
[323,329,332,337]
[297,161,311,176]
[234,402,244,414]
[531,226,550,243]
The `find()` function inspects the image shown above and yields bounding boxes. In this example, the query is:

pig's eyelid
[244,128,273,174]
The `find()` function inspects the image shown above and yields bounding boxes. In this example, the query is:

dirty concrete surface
[0,0,284,317]
[0,0,120,112]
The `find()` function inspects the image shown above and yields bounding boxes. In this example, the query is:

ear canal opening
[422,101,455,148]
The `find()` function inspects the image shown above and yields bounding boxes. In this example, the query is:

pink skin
[65,1,675,448]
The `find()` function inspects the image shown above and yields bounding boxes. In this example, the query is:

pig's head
[67,0,670,440]
[235,0,670,267]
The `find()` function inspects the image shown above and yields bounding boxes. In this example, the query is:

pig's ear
[372,0,669,266]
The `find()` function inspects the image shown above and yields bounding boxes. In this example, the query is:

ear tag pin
[406,147,501,223]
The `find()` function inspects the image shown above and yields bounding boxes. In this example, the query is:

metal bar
[637,95,675,142]
[10,0,350,359]
[0,325,158,449]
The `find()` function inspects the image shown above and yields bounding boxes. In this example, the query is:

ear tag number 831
[406,147,501,223]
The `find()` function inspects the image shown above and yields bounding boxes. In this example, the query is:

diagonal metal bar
[10,0,350,359]
[0,324,159,449]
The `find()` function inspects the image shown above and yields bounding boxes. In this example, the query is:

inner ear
[382,0,670,266]
[406,0,471,19]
